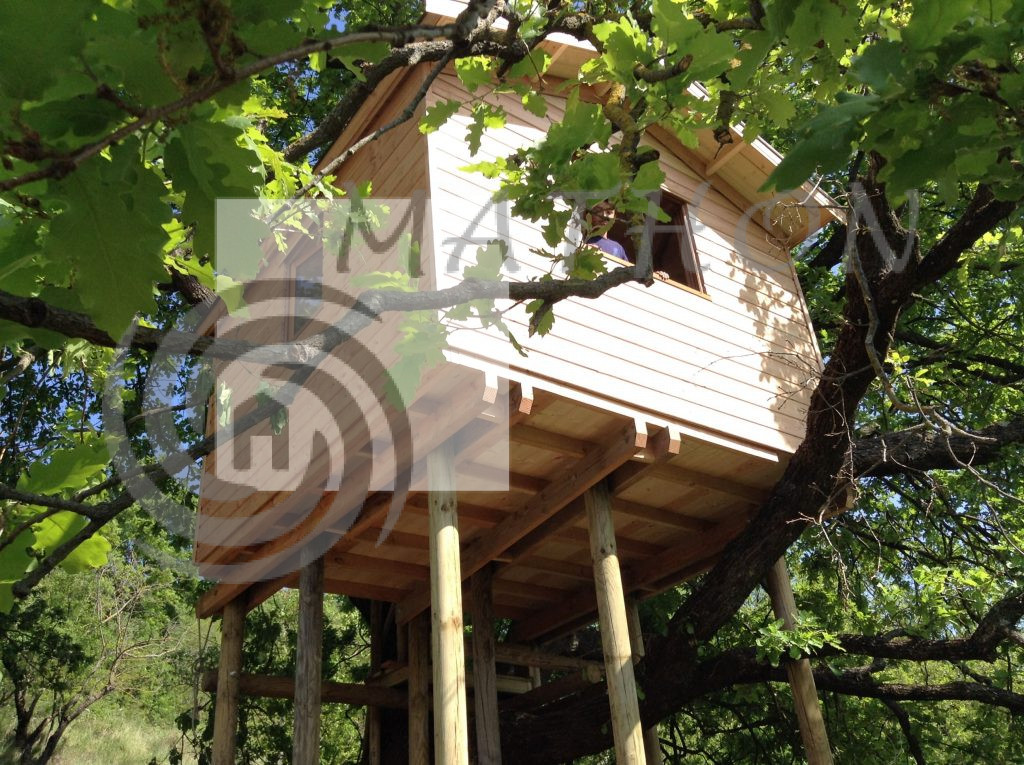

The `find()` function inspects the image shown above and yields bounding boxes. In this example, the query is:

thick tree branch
[0,266,639,360]
[813,674,1024,713]
[914,185,1018,288]
[853,415,1024,478]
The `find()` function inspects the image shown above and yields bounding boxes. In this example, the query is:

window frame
[602,190,707,296]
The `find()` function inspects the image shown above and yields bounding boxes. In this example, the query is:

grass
[49,703,194,765]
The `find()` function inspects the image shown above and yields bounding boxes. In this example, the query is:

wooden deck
[197,371,782,645]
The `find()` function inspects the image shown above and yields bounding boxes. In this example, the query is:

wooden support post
[292,557,325,765]
[470,567,502,765]
[626,598,664,765]
[528,666,542,689]
[212,598,245,765]
[367,601,383,765]
[429,441,469,765]
[586,481,647,765]
[765,558,834,765]
[625,597,645,665]
[625,598,664,765]
[408,612,431,765]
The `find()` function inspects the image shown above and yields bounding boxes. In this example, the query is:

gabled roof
[422,0,840,245]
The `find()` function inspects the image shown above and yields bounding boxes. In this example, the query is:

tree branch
[0,266,640,360]
[914,185,1018,288]
[0,20,493,193]
[282,0,501,162]
[852,415,1024,478]
[881,699,928,765]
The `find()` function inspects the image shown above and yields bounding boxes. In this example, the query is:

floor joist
[396,419,649,625]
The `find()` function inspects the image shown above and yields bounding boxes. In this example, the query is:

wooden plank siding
[425,72,820,454]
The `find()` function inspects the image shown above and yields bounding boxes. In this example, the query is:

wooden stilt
[470,566,502,765]
[765,557,834,765]
[408,612,431,765]
[428,441,469,765]
[625,597,645,665]
[292,557,325,765]
[625,598,664,765]
[367,601,383,765]
[643,727,663,765]
[212,598,245,765]
[586,480,647,765]
[528,665,542,689]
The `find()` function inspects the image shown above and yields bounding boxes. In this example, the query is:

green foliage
[455,56,496,93]
[752,617,842,667]
[1,437,113,610]
[164,119,263,259]
[2,1,1024,762]
[1,554,194,764]
[419,98,463,134]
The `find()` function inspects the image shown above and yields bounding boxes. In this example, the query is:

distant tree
[0,558,191,765]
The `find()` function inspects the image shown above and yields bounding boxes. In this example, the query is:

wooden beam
[516,555,592,582]
[211,598,245,765]
[510,515,748,642]
[398,420,646,625]
[369,663,410,688]
[765,558,834,765]
[586,481,647,765]
[293,557,325,765]
[485,643,603,673]
[470,567,501,765]
[408,612,431,765]
[428,440,469,765]
[500,497,585,564]
[509,424,588,457]
[554,525,664,557]
[195,488,385,619]
[201,671,407,708]
[329,379,532,560]
[612,498,712,532]
[469,674,535,694]
[498,666,603,713]
[245,572,296,611]
[611,460,765,504]
[197,582,251,621]
[626,515,749,588]
[328,551,429,580]
[323,576,410,603]
[704,137,746,176]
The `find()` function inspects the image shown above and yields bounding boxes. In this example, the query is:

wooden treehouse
[196,2,839,763]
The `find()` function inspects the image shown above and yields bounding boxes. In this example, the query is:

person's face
[589,205,615,227]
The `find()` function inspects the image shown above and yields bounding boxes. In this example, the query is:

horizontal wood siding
[321,69,431,198]
[426,73,820,453]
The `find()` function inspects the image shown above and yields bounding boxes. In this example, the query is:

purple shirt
[586,235,628,262]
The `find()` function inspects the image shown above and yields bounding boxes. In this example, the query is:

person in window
[584,202,629,261]
[584,202,669,279]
